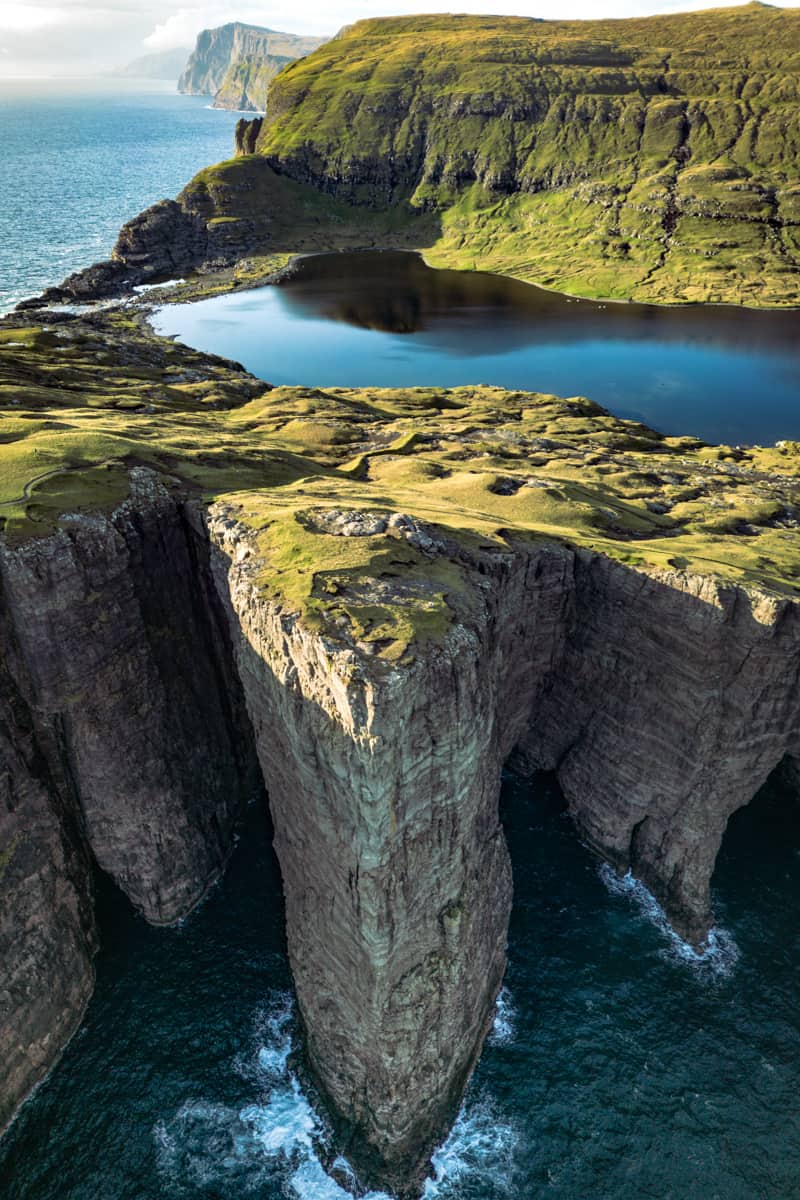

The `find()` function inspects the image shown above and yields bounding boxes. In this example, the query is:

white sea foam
[422,1100,518,1198]
[488,986,516,1047]
[600,864,739,976]
[156,986,518,1200]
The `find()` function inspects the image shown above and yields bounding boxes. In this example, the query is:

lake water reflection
[153,250,800,446]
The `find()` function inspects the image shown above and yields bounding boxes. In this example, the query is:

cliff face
[251,5,800,304]
[178,23,325,108]
[4,482,799,1189]
[2,315,800,1195]
[518,552,800,945]
[214,55,294,112]
[0,476,260,1128]
[208,509,570,1193]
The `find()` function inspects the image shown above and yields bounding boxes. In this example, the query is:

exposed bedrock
[2,488,800,1193]
[518,550,800,947]
[208,510,570,1195]
[0,480,259,1129]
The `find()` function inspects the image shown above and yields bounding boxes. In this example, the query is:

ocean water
[3,772,799,1200]
[153,250,800,446]
[0,80,241,313]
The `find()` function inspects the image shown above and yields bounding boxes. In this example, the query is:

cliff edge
[1,311,798,1193]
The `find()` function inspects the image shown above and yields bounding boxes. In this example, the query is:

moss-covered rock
[2,308,799,660]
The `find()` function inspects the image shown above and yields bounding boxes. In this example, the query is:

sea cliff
[178,22,325,111]
[1,311,798,1194]
[31,4,800,310]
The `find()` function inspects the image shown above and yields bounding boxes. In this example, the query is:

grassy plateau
[1,311,798,660]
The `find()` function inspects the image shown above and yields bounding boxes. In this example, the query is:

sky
[1,0,799,76]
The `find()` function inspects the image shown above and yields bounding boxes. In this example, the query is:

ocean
[0,79,241,313]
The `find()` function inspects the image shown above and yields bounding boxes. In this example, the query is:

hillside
[33,5,800,310]
[178,22,326,110]
[239,3,800,304]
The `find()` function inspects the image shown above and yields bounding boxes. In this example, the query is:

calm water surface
[153,251,800,446]
[0,80,240,313]
[3,774,799,1199]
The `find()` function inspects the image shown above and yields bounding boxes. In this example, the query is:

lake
[152,250,800,447]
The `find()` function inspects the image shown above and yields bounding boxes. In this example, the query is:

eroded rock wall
[2,485,799,1196]
[518,550,800,945]
[208,510,572,1194]
[0,481,259,1128]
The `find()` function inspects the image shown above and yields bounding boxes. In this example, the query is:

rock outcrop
[19,200,208,308]
[235,115,263,157]
[2,317,799,1194]
[178,22,325,109]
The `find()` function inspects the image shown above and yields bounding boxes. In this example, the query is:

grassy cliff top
[166,3,800,308]
[1,311,798,658]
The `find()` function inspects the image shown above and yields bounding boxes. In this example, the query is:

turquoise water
[0,80,240,313]
[153,250,800,446]
[2,773,798,1199]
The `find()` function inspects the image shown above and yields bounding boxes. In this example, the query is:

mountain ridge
[178,21,326,111]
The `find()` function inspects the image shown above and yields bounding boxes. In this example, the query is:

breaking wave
[599,865,739,977]
[488,986,516,1047]
[155,991,517,1199]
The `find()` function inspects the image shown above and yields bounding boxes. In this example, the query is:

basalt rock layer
[1,311,799,1193]
[178,22,326,110]
[35,4,800,310]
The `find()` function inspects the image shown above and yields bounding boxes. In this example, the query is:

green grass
[1,310,799,658]
[162,4,800,307]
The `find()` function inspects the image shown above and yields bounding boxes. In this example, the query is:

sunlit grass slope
[1,312,799,658]
[183,3,800,306]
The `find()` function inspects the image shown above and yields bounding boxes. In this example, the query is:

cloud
[0,4,64,34]
[143,6,283,50]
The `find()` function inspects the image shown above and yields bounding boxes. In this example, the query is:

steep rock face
[22,200,208,307]
[2,480,799,1192]
[214,55,294,112]
[208,508,571,1195]
[178,23,325,100]
[520,551,800,945]
[0,480,259,1127]
[0,593,96,1131]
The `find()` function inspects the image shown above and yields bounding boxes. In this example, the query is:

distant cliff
[178,22,326,111]
[119,47,190,80]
